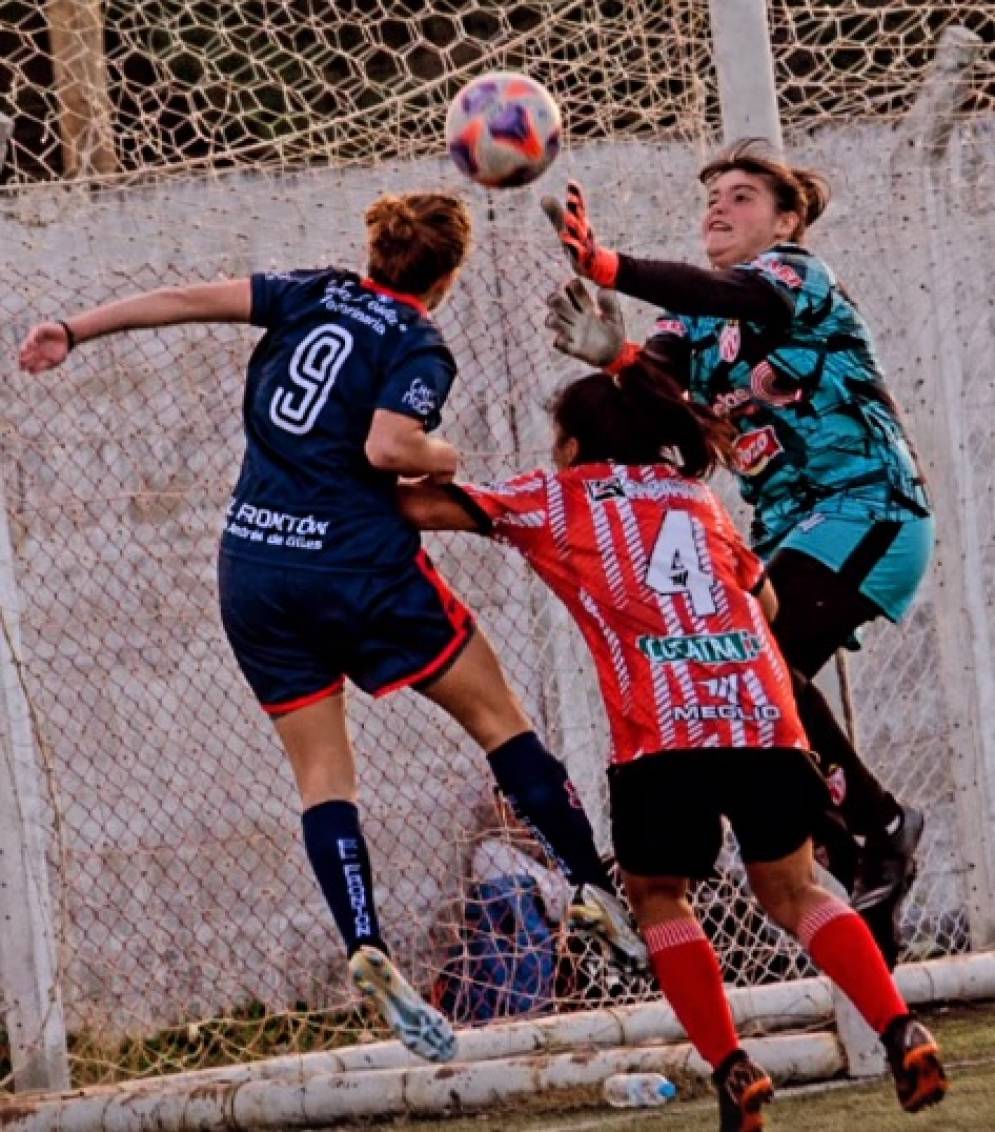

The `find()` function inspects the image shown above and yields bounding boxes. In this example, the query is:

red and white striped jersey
[462,462,807,765]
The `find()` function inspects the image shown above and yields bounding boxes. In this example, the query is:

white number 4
[646,510,717,616]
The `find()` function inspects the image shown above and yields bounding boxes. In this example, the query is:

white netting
[0,0,993,1092]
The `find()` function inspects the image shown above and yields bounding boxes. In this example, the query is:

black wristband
[57,319,77,351]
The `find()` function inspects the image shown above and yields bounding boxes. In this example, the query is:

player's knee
[753,876,817,935]
[622,872,687,923]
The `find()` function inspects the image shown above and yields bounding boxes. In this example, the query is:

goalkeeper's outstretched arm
[541,181,792,323]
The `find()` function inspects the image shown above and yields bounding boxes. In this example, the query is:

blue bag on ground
[432,874,558,1023]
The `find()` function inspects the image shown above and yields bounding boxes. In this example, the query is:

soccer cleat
[851,804,924,914]
[568,883,649,970]
[348,945,456,1063]
[713,1049,774,1131]
[881,1014,948,1113]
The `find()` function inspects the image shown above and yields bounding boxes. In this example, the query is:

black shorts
[218,548,474,715]
[767,547,885,677]
[609,746,831,879]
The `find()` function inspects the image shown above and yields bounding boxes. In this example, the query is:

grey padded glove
[544,277,626,368]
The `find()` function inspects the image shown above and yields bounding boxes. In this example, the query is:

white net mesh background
[0,0,993,1090]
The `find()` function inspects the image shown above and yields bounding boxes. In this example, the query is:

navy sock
[301,800,387,957]
[487,731,611,890]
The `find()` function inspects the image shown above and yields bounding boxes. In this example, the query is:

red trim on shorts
[262,678,345,717]
[372,550,472,698]
[360,277,429,317]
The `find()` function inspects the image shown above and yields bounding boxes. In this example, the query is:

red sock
[798,896,908,1034]
[645,917,739,1069]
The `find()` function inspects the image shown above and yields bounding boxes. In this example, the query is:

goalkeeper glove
[541,182,620,287]
[544,278,641,372]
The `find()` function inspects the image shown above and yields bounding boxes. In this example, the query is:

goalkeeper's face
[701,170,799,269]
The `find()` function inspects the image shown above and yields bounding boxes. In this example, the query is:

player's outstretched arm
[541,181,619,288]
[540,184,791,326]
[396,482,484,533]
[544,277,640,372]
[18,278,252,374]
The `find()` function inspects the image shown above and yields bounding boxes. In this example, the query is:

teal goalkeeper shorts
[772,511,935,623]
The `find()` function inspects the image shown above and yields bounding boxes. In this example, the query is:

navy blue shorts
[218,548,474,716]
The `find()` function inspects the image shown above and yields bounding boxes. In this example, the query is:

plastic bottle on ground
[602,1071,678,1108]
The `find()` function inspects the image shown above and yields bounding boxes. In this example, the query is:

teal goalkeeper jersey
[644,244,930,555]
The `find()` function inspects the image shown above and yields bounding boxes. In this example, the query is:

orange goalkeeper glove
[541,181,620,287]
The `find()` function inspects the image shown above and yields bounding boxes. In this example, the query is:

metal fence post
[707,0,783,149]
[0,487,70,1092]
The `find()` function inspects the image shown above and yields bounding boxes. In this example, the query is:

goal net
[0,0,993,1093]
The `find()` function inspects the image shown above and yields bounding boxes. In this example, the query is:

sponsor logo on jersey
[719,321,741,363]
[401,377,438,417]
[680,672,782,721]
[733,426,784,476]
[752,256,803,289]
[585,477,627,503]
[711,386,753,418]
[750,359,804,407]
[225,501,329,550]
[701,674,740,703]
[653,317,687,337]
[674,702,782,723]
[637,630,763,665]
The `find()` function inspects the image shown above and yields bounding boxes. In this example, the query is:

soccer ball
[445,72,561,189]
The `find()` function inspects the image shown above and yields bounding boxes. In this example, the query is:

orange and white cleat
[713,1049,774,1131]
[881,1013,948,1113]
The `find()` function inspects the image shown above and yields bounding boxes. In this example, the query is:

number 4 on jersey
[646,510,718,616]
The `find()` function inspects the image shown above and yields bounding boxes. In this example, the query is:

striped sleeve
[460,470,551,551]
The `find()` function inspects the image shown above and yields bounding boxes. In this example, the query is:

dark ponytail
[550,356,736,478]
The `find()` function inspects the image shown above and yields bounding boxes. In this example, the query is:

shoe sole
[900,1045,948,1113]
[351,950,456,1063]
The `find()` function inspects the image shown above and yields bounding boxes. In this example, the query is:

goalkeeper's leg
[420,628,647,968]
[768,548,922,961]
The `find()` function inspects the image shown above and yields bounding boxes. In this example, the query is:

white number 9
[269,324,354,435]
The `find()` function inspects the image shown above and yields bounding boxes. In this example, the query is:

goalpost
[1,0,994,1123]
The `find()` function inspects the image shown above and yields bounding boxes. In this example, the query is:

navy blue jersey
[221,268,457,570]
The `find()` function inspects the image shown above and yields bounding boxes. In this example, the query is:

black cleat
[852,804,924,914]
[713,1049,774,1131]
[881,1013,948,1113]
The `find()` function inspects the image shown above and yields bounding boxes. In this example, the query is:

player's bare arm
[18,278,252,374]
[365,409,459,480]
[396,482,482,533]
